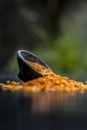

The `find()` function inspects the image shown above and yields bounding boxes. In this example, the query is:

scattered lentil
[0,61,87,93]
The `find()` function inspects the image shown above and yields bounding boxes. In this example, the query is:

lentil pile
[0,61,87,92]
[26,61,52,76]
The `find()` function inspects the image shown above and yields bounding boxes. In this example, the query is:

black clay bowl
[17,50,50,82]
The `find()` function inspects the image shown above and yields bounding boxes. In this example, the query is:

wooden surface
[0,88,87,130]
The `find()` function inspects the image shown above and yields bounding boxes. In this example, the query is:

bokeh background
[0,0,87,82]
[1,2,87,130]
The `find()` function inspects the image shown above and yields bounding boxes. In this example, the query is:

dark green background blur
[0,0,87,81]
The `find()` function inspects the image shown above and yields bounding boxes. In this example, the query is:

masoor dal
[0,61,87,92]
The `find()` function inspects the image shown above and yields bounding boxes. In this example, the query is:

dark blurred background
[1,1,87,130]
[0,0,87,81]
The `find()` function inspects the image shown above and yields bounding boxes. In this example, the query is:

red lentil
[0,62,87,93]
